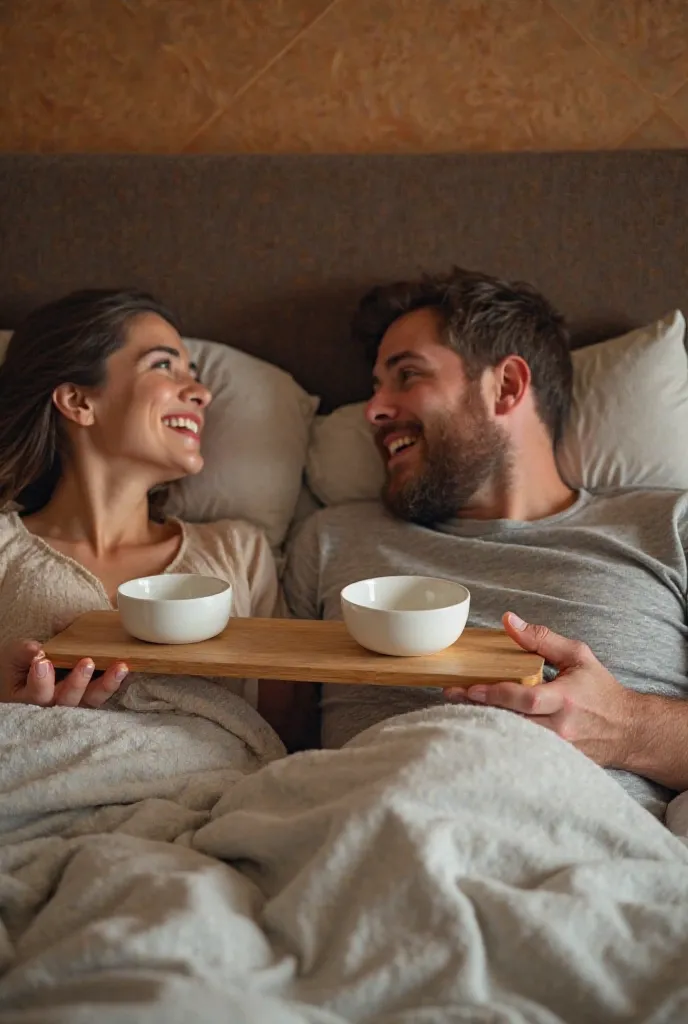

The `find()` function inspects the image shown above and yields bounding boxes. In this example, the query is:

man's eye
[399,368,418,383]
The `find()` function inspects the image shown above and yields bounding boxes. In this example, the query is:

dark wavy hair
[352,266,573,444]
[0,288,180,518]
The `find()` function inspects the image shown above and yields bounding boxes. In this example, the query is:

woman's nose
[180,377,212,408]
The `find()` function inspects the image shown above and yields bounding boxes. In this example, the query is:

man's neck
[455,439,576,523]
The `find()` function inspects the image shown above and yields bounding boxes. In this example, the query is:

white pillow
[307,402,384,505]
[306,310,688,504]
[0,331,319,548]
[559,311,688,490]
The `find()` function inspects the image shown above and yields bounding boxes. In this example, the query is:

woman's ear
[52,384,96,427]
[493,356,531,418]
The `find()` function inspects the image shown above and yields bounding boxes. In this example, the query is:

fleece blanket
[1,680,688,1024]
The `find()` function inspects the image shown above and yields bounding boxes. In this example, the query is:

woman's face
[58,312,212,483]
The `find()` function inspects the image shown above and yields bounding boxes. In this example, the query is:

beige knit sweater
[0,512,281,707]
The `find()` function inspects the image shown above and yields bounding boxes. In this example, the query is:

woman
[0,289,311,749]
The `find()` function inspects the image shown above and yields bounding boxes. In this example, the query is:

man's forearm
[616,691,688,792]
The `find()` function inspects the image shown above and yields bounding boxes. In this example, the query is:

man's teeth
[388,435,418,456]
[162,416,200,435]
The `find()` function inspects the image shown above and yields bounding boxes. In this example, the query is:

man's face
[366,307,509,524]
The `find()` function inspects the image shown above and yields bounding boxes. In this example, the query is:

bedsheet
[2,689,688,1023]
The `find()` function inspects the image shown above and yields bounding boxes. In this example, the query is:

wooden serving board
[44,612,544,688]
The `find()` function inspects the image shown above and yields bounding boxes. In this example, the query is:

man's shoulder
[289,501,417,561]
[303,500,399,538]
[581,487,688,521]
[574,489,688,552]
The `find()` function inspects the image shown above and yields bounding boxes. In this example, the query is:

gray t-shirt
[283,489,688,818]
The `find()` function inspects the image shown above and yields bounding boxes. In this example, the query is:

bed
[1,151,688,1024]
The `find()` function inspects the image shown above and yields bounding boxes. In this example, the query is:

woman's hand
[0,639,128,708]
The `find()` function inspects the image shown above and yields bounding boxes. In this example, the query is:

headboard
[1,152,686,411]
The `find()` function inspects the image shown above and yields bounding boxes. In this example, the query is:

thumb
[7,639,44,671]
[0,639,45,702]
[23,656,56,705]
[502,612,590,670]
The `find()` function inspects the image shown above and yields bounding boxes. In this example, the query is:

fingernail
[467,687,487,703]
[508,613,527,631]
[82,660,94,677]
[35,659,49,678]
[114,666,128,683]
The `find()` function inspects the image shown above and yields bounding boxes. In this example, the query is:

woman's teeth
[388,435,418,456]
[162,416,200,435]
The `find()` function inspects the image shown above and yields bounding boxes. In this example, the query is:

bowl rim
[117,573,232,604]
[341,574,470,614]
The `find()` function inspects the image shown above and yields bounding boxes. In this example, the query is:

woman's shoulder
[176,517,273,577]
[175,518,278,618]
[0,510,30,555]
[180,516,269,553]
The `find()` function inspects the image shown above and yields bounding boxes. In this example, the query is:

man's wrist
[610,687,654,773]
[611,687,688,792]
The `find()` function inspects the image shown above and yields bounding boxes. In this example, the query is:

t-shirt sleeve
[282,514,321,621]
[679,501,688,601]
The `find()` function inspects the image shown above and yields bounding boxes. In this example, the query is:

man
[284,266,688,819]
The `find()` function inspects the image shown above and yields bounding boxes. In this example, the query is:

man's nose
[365,389,398,425]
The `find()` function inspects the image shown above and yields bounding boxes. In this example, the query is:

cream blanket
[2,689,688,1024]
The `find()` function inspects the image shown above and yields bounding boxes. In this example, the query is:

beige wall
[2,0,687,154]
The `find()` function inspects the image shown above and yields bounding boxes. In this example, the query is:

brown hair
[0,288,180,517]
[352,266,573,444]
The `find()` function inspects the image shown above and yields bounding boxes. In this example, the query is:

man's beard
[381,389,510,525]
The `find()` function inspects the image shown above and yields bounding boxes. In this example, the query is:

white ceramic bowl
[341,575,470,656]
[117,574,233,644]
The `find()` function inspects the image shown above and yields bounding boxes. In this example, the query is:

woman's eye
[152,358,173,372]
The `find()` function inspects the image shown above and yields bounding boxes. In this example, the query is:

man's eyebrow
[384,350,429,370]
[137,346,198,375]
[372,350,429,387]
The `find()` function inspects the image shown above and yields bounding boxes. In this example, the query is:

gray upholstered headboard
[1,152,686,411]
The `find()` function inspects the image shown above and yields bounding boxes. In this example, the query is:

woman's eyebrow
[136,346,199,375]
[136,345,181,362]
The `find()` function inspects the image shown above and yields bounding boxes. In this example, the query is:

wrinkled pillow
[167,339,319,547]
[0,332,319,548]
[306,310,687,505]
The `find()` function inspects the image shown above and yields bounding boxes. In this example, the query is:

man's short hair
[352,266,573,444]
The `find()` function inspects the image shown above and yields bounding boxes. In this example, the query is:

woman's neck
[24,464,163,556]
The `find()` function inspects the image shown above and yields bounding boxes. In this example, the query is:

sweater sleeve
[243,526,285,619]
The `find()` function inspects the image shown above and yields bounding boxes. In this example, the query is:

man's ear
[52,384,96,427]
[492,356,530,417]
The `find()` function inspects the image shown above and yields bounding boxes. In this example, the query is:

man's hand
[444,612,638,769]
[0,639,128,708]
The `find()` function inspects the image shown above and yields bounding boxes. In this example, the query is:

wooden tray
[44,612,544,688]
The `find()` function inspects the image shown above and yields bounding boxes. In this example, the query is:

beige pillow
[306,310,688,505]
[167,339,318,547]
[0,331,319,548]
